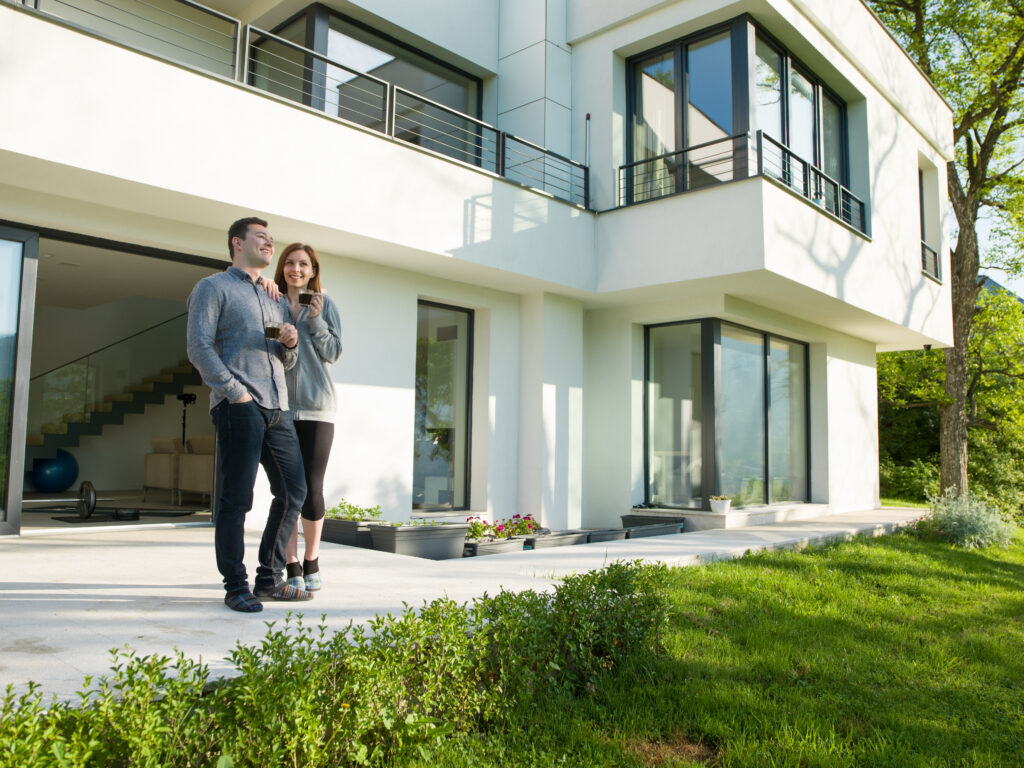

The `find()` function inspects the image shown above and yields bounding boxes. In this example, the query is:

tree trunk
[940,162,980,494]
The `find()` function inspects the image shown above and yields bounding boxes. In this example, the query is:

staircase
[25,360,201,464]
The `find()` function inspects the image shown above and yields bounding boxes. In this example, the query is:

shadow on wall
[772,115,944,336]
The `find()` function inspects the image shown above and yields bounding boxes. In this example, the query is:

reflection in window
[686,32,734,188]
[720,325,766,506]
[328,21,476,115]
[822,94,844,181]
[687,33,732,143]
[0,239,24,519]
[632,50,677,202]
[250,19,308,105]
[413,302,471,510]
[646,323,702,508]
[755,37,783,142]
[769,339,807,502]
[789,68,816,166]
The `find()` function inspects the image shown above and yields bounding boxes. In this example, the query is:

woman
[272,243,342,591]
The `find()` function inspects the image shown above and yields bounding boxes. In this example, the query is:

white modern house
[0,0,953,537]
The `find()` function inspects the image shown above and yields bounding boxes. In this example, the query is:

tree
[878,287,1024,510]
[867,0,1024,493]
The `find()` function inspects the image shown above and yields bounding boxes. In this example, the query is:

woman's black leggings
[293,420,334,521]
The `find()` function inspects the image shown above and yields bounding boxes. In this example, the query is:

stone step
[143,374,175,384]
[41,422,69,435]
[26,433,44,447]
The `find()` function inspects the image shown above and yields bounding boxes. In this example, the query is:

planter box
[369,522,470,560]
[709,499,732,514]
[463,537,526,557]
[621,513,687,529]
[321,518,375,549]
[586,528,628,543]
[525,530,590,549]
[626,521,684,538]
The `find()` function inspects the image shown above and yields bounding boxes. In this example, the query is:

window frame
[413,299,474,513]
[626,17,850,189]
[643,317,810,509]
[269,3,483,119]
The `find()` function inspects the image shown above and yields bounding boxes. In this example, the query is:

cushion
[150,437,184,454]
[187,434,216,455]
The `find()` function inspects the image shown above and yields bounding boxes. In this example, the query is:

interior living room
[19,235,221,530]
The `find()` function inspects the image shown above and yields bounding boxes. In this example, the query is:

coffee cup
[298,289,316,306]
[265,321,282,340]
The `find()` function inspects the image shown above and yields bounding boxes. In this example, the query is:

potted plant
[709,495,732,514]
[463,514,535,556]
[369,519,470,560]
[525,527,590,549]
[321,499,383,548]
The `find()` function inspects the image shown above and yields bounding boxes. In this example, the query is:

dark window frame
[269,3,483,119]
[643,317,811,509]
[413,299,474,512]
[627,16,850,188]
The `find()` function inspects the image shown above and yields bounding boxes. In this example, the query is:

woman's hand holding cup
[278,322,298,348]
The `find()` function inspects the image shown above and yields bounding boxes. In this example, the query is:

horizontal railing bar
[248,25,389,89]
[504,134,587,171]
[621,134,748,171]
[41,0,234,65]
[394,116,497,154]
[393,127,497,165]
[46,0,235,52]
[393,85,490,133]
[132,0,235,40]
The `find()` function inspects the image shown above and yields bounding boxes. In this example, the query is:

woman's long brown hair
[274,243,322,294]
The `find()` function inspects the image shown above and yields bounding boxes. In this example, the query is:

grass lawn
[409,529,1024,767]
[880,496,929,508]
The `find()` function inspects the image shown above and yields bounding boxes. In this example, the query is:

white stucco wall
[245,251,524,528]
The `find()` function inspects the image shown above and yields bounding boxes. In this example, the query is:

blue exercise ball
[31,449,79,493]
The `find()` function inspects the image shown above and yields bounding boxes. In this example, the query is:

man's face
[233,224,274,268]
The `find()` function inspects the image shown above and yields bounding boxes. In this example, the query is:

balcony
[5,0,588,209]
[616,132,868,237]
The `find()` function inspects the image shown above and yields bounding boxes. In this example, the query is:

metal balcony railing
[758,132,867,234]
[6,0,589,208]
[921,242,940,279]
[617,131,869,236]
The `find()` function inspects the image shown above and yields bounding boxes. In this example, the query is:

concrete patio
[0,507,924,701]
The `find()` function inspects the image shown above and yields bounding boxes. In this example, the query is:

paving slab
[0,507,924,700]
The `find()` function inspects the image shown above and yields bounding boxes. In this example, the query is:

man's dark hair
[227,217,268,259]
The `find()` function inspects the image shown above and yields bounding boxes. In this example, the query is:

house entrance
[9,230,225,534]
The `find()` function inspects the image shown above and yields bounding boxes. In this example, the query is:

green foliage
[465,514,539,540]
[0,562,669,768]
[868,0,1024,268]
[324,499,383,521]
[878,288,1024,513]
[915,488,1016,549]
[879,456,940,502]
[407,533,1024,767]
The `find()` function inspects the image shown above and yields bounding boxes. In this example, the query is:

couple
[186,217,342,613]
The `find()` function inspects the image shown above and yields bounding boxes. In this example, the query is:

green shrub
[879,456,940,502]
[0,562,669,768]
[324,499,383,521]
[914,488,1016,549]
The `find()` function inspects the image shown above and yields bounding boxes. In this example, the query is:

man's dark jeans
[211,400,307,594]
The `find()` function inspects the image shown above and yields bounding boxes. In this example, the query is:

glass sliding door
[413,301,472,510]
[646,323,703,508]
[719,324,766,506]
[631,48,678,201]
[788,68,816,167]
[0,228,38,534]
[769,339,808,502]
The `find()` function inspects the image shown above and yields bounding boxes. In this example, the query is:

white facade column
[518,292,583,529]
[497,0,572,156]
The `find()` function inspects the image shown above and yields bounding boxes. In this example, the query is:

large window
[755,31,847,186]
[413,301,472,510]
[252,5,481,137]
[645,319,808,509]
[626,18,849,204]
[646,323,703,508]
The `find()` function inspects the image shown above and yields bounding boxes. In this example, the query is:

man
[187,216,312,612]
